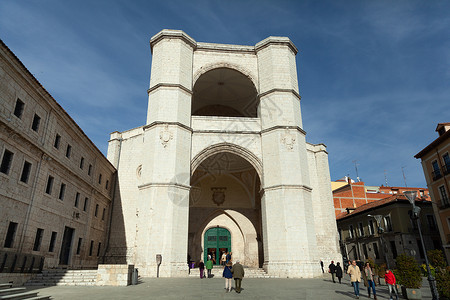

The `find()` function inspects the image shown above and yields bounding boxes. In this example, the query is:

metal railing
[432,169,442,181]
[0,250,44,273]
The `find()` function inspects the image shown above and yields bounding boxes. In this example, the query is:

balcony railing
[432,169,442,181]
[443,163,450,175]
[438,198,450,209]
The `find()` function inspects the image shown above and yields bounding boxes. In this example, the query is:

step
[0,285,12,290]
[0,288,26,296]
[26,297,51,300]
[0,291,38,299]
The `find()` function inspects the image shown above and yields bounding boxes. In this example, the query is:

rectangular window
[88,164,92,176]
[98,174,102,184]
[49,231,57,252]
[443,153,450,173]
[102,208,106,221]
[418,239,425,258]
[54,134,61,149]
[95,204,99,217]
[33,228,44,251]
[427,215,437,231]
[76,238,82,255]
[65,144,72,158]
[440,186,449,206]
[89,240,94,256]
[97,242,101,257]
[13,98,25,118]
[432,160,441,179]
[363,243,368,259]
[4,222,18,248]
[58,183,66,200]
[358,222,364,237]
[349,225,354,238]
[74,192,80,208]
[20,161,32,183]
[390,241,398,259]
[31,114,41,132]
[373,243,379,259]
[105,180,109,190]
[0,149,14,175]
[368,220,375,235]
[83,197,89,211]
[45,175,54,195]
[384,216,393,232]
[80,157,84,169]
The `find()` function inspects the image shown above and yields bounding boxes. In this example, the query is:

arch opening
[188,151,263,268]
[192,68,258,118]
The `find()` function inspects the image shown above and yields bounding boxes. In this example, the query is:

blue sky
[1,0,449,188]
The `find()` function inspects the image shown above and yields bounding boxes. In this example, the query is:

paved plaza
[27,274,433,300]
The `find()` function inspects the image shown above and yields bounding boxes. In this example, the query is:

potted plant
[394,253,422,299]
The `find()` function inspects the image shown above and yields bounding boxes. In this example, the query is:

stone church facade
[105,30,341,278]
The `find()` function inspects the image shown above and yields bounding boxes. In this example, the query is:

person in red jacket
[384,269,398,300]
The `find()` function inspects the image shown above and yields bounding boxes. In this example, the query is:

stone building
[0,40,115,270]
[337,194,441,267]
[415,122,450,263]
[105,30,341,278]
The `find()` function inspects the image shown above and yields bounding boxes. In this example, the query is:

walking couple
[223,260,245,293]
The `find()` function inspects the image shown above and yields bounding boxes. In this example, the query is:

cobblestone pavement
[27,274,433,300]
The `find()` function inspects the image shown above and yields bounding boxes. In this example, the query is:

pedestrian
[347,260,362,299]
[328,260,336,283]
[231,259,245,294]
[226,251,232,263]
[221,251,227,266]
[199,260,205,279]
[336,262,343,284]
[384,269,399,300]
[205,258,213,278]
[363,262,377,299]
[320,260,324,273]
[223,262,233,292]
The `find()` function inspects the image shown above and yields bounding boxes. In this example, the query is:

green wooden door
[204,227,231,265]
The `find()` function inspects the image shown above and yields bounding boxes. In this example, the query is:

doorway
[59,226,74,265]
[204,227,231,265]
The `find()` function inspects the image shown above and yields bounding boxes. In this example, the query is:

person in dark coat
[328,261,337,283]
[198,260,205,279]
[223,262,233,292]
[231,260,245,293]
[336,262,343,284]
[320,260,324,273]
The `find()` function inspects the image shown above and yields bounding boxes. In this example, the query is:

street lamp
[368,214,390,269]
[403,190,439,300]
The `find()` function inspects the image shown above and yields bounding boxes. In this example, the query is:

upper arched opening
[192,68,258,118]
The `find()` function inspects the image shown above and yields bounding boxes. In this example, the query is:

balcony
[432,169,442,181]
[443,163,450,175]
[438,198,450,210]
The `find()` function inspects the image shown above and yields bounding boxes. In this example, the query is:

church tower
[107,30,341,277]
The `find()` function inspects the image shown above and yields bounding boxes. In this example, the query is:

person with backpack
[328,260,337,283]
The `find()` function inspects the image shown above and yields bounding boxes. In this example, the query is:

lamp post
[403,191,439,300]
[368,214,390,269]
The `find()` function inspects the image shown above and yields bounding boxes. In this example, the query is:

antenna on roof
[402,166,407,187]
[352,160,360,182]
[384,170,389,187]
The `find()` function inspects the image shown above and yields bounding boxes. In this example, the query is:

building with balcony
[415,122,450,263]
[336,194,441,267]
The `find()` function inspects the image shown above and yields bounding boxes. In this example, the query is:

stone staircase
[189,267,277,278]
[0,282,50,300]
[25,269,97,286]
